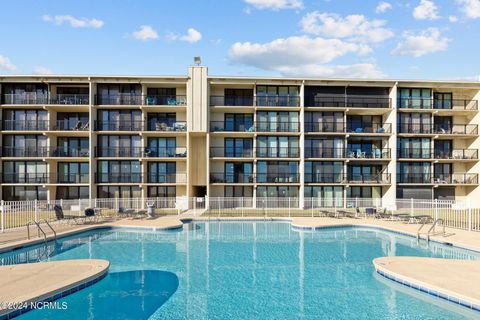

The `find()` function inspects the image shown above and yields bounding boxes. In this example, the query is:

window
[147,137,177,157]
[98,161,141,183]
[257,161,299,183]
[147,113,177,131]
[3,135,47,157]
[434,116,452,134]
[305,162,343,183]
[57,162,89,183]
[434,163,451,183]
[347,187,382,198]
[256,86,299,106]
[434,140,452,159]
[398,113,432,133]
[98,186,141,198]
[305,138,344,158]
[224,138,253,157]
[304,186,343,207]
[397,162,431,183]
[146,88,177,105]
[2,109,48,130]
[56,187,89,200]
[305,112,344,132]
[434,92,452,109]
[256,136,299,158]
[397,138,431,159]
[97,110,142,131]
[347,165,384,182]
[256,186,298,198]
[2,83,48,104]
[148,162,176,183]
[224,186,253,197]
[256,111,299,132]
[97,84,141,105]
[3,186,47,201]
[224,113,253,131]
[148,186,176,198]
[347,115,382,133]
[398,88,431,109]
[56,112,89,130]
[3,161,48,183]
[57,137,89,157]
[224,162,253,183]
[98,135,141,157]
[224,89,253,106]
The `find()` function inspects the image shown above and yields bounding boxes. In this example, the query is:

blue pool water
[1,221,480,319]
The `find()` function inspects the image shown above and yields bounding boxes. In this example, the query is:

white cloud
[449,15,458,22]
[132,25,159,41]
[42,15,104,28]
[228,36,382,78]
[33,66,53,75]
[167,28,202,43]
[413,0,439,20]
[456,0,480,19]
[0,55,16,71]
[300,12,394,43]
[244,0,303,10]
[392,28,449,57]
[376,2,392,13]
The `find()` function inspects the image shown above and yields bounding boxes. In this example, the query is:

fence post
[410,198,414,216]
[434,199,438,221]
[468,200,472,231]
[78,198,82,214]
[34,199,38,222]
[1,200,4,232]
[288,197,291,218]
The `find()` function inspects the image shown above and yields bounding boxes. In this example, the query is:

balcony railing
[146,173,187,184]
[398,98,479,110]
[397,174,433,184]
[2,120,49,131]
[210,173,255,183]
[53,120,89,131]
[397,149,433,159]
[307,95,391,108]
[55,173,90,184]
[256,147,300,158]
[210,147,253,158]
[146,121,186,131]
[2,147,89,157]
[434,149,478,160]
[347,173,391,184]
[95,147,187,158]
[255,96,300,107]
[397,124,434,134]
[433,124,478,135]
[95,94,187,106]
[210,96,254,107]
[305,122,345,133]
[304,173,345,183]
[96,173,142,183]
[256,173,300,183]
[433,173,478,184]
[305,148,345,158]
[347,123,392,134]
[2,173,49,184]
[210,121,255,132]
[2,93,89,105]
[95,121,144,131]
[256,122,300,132]
[347,148,391,159]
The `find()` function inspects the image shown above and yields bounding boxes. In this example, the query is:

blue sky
[0,0,479,80]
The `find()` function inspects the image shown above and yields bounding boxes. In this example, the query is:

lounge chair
[117,208,135,219]
[54,205,83,224]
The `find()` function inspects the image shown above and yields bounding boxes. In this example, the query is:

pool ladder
[417,218,445,242]
[27,220,57,261]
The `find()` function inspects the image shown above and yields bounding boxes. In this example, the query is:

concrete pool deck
[0,259,109,318]
[1,215,480,314]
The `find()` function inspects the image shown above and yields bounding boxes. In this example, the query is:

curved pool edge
[373,256,480,313]
[0,259,109,320]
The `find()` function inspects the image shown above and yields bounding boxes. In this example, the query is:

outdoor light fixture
[194,56,201,65]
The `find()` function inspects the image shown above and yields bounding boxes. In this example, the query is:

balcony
[256,147,300,158]
[434,149,478,160]
[95,94,187,106]
[307,95,390,108]
[256,122,300,133]
[397,124,434,134]
[210,96,254,107]
[347,123,392,134]
[95,121,144,131]
[2,120,49,131]
[210,147,253,158]
[2,147,89,157]
[146,121,186,132]
[304,173,345,183]
[305,122,345,133]
[146,173,187,184]
[55,173,89,184]
[255,96,300,107]
[210,121,254,132]
[433,124,478,135]
[2,173,49,184]
[305,148,345,159]
[256,173,300,183]
[397,174,433,184]
[2,93,89,105]
[347,173,391,184]
[95,147,187,158]
[210,173,255,183]
[397,149,433,159]
[347,148,391,159]
[52,120,89,131]
[398,98,478,110]
[434,173,478,185]
[96,173,142,183]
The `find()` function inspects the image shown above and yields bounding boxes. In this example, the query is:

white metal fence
[1,197,479,233]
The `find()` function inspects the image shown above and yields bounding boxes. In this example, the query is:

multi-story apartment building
[1,65,479,205]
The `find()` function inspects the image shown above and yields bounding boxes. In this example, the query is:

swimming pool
[2,221,479,319]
